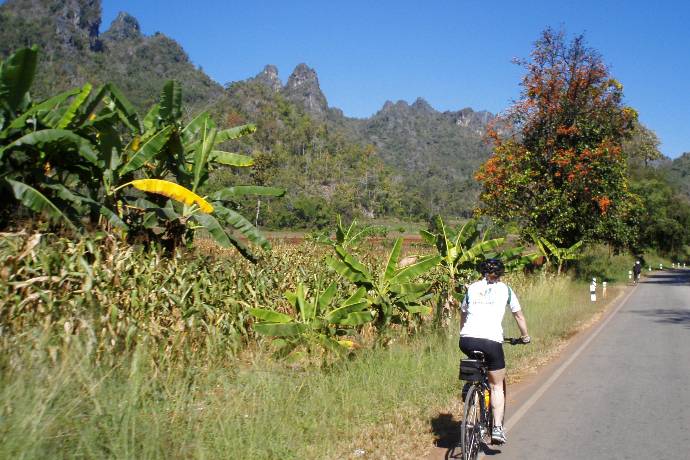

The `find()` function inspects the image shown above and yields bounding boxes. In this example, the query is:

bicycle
[451,337,528,460]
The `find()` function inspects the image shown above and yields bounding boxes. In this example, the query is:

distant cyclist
[459,258,530,445]
[633,260,642,284]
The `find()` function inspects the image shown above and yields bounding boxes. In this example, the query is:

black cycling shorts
[459,336,505,371]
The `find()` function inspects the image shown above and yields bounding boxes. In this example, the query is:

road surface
[492,270,690,460]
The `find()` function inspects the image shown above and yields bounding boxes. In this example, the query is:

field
[0,230,628,459]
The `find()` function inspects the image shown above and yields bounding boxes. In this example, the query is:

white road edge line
[503,284,638,433]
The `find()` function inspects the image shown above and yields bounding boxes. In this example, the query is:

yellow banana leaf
[130,179,213,213]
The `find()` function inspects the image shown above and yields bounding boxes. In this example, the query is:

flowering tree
[475,29,638,247]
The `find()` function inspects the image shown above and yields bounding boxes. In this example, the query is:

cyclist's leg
[487,368,506,426]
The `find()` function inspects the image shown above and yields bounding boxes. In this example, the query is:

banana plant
[420,217,505,297]
[531,234,583,275]
[418,217,538,327]
[249,283,372,358]
[1,47,137,229]
[496,245,540,272]
[313,216,386,248]
[327,237,441,332]
[1,47,284,259]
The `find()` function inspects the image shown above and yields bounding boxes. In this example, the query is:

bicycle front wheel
[461,385,482,460]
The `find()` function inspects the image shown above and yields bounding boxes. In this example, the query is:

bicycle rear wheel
[461,385,482,460]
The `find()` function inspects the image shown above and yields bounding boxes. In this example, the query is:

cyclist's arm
[512,310,529,339]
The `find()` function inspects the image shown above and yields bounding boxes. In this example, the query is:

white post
[628,270,632,280]
[659,263,663,270]
[602,281,607,297]
[648,266,652,272]
[590,282,596,302]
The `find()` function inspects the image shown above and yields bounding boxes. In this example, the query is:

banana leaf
[295,284,314,321]
[253,322,306,338]
[0,46,37,113]
[338,311,374,326]
[419,229,436,246]
[143,104,160,131]
[159,80,182,123]
[317,283,338,310]
[317,335,350,355]
[192,119,216,192]
[129,179,213,213]
[0,129,100,165]
[208,150,254,167]
[457,238,505,264]
[212,203,270,250]
[455,220,479,249]
[118,126,172,175]
[213,124,257,145]
[326,255,372,286]
[249,308,293,323]
[7,179,76,229]
[132,198,181,221]
[181,111,210,145]
[335,246,373,280]
[44,183,127,230]
[390,254,441,285]
[105,83,142,133]
[404,305,432,315]
[209,185,285,200]
[390,282,429,297]
[5,87,80,132]
[191,212,232,246]
[539,237,561,258]
[325,300,369,324]
[56,83,92,129]
[192,212,257,262]
[384,237,403,282]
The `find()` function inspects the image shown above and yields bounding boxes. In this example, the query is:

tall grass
[1,270,616,459]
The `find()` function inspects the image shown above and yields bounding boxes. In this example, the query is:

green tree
[624,121,662,170]
[475,28,638,247]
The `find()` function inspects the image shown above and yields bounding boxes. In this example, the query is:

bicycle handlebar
[504,336,531,345]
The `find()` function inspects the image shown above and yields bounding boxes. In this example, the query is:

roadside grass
[574,244,675,283]
[0,275,621,460]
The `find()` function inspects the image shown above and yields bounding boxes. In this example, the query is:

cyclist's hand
[520,335,531,344]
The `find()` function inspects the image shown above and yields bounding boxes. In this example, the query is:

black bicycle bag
[459,359,485,381]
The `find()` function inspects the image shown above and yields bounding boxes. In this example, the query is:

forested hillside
[0,0,493,225]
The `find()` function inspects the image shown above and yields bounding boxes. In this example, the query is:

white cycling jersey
[460,278,521,343]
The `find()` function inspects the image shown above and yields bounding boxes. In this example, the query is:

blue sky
[101,0,689,158]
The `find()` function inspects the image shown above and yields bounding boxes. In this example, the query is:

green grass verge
[0,274,617,459]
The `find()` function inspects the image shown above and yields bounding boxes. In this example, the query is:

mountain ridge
[0,0,496,220]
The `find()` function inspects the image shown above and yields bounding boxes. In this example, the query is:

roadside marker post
[602,281,607,297]
[628,270,632,281]
[659,263,663,270]
[590,282,596,302]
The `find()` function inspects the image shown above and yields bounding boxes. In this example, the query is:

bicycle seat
[468,350,485,361]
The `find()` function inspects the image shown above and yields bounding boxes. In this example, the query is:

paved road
[494,270,690,460]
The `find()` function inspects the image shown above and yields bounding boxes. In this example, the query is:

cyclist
[632,260,642,284]
[459,258,530,445]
